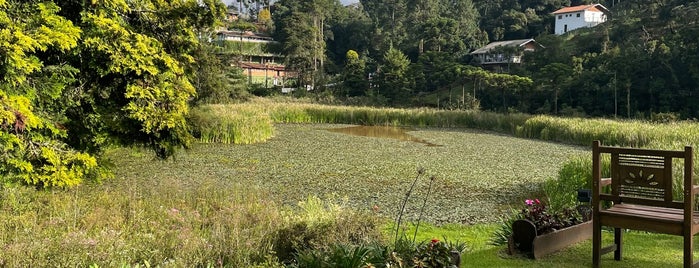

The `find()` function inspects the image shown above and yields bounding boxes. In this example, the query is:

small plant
[490,198,586,246]
[412,239,454,268]
[488,209,523,246]
[388,168,466,268]
[521,198,584,235]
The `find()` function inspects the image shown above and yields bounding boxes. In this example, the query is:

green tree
[273,0,339,90]
[1,0,226,187]
[342,50,368,96]
[0,0,94,187]
[539,63,572,114]
[376,47,411,104]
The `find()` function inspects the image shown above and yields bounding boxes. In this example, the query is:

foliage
[188,105,274,144]
[521,199,584,235]
[341,50,368,97]
[292,243,385,268]
[1,0,228,186]
[0,0,95,187]
[274,196,384,264]
[411,238,457,268]
[488,209,523,246]
[0,174,285,266]
[544,155,612,213]
[376,47,412,105]
[191,42,249,105]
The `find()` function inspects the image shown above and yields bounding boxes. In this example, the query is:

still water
[327,125,441,147]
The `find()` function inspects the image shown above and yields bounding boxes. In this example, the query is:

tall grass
[189,104,274,144]
[0,168,381,267]
[0,179,283,266]
[190,98,532,144]
[194,98,699,149]
[517,115,699,148]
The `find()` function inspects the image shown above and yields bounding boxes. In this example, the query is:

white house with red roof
[552,4,610,35]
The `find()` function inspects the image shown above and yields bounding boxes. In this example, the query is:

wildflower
[525,199,534,206]
[535,199,541,204]
[431,238,439,244]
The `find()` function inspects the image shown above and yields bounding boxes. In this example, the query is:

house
[470,39,543,72]
[215,30,293,87]
[552,4,610,35]
[225,8,239,22]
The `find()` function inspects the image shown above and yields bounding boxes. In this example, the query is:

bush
[544,154,611,213]
[273,196,385,264]
[188,105,274,144]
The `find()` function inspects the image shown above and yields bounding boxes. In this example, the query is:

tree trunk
[555,88,559,115]
[626,82,631,118]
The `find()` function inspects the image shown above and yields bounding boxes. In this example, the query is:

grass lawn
[408,223,696,267]
[111,123,586,224]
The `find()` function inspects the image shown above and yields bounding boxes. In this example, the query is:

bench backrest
[593,141,693,209]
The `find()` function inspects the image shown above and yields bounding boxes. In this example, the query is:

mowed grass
[404,223,698,267]
[111,123,586,224]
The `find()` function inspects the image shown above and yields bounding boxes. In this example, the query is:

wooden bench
[592,140,699,267]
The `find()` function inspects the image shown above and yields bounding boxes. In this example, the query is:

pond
[111,124,588,224]
[327,125,441,147]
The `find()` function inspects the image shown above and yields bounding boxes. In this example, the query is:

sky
[221,0,359,7]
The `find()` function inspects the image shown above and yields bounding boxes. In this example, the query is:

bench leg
[685,233,693,268]
[593,219,601,267]
[614,228,623,261]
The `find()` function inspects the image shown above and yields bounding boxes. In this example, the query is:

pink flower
[535,199,541,204]
[525,199,534,206]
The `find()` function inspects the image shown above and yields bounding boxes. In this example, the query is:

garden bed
[510,219,592,259]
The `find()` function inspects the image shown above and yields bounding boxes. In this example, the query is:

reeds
[192,98,699,150]
[189,104,274,144]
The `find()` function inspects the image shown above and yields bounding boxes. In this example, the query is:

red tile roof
[553,4,604,14]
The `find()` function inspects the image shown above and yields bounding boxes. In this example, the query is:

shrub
[488,209,523,246]
[188,105,274,144]
[273,196,385,264]
[544,155,594,213]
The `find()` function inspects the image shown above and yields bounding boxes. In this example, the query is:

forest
[261,0,699,119]
[2,0,699,187]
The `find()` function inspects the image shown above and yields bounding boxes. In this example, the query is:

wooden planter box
[509,219,592,259]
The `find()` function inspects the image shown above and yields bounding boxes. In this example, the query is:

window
[558,15,562,19]
[564,24,568,33]
[577,13,581,17]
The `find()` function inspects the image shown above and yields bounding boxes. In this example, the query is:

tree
[376,47,411,104]
[273,0,339,90]
[361,0,409,51]
[342,50,368,96]
[1,0,94,187]
[539,63,572,114]
[1,0,226,187]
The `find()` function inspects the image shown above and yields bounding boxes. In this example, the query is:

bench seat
[600,204,699,235]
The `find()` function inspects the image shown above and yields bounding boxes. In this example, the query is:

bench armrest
[601,178,612,187]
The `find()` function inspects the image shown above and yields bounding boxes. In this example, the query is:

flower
[431,238,439,244]
[520,198,584,235]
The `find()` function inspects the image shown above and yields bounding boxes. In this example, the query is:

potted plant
[508,199,592,259]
